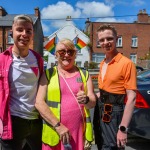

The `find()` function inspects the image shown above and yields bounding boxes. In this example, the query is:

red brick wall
[89,22,150,66]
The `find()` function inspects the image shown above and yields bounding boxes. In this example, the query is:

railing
[88,69,99,92]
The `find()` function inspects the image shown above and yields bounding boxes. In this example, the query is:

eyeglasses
[57,49,76,57]
[102,104,112,123]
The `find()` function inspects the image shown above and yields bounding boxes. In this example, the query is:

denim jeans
[0,116,42,150]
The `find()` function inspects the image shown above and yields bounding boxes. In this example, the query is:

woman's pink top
[42,73,85,150]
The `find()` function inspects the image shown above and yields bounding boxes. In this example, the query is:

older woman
[35,39,96,150]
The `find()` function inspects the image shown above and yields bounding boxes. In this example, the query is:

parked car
[137,69,150,78]
[128,69,150,139]
[136,66,144,73]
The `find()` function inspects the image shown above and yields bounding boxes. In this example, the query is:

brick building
[85,9,150,68]
[0,6,44,56]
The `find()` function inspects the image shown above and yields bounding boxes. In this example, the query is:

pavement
[91,144,98,150]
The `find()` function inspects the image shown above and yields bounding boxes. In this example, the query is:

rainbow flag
[44,38,55,55]
[75,38,86,50]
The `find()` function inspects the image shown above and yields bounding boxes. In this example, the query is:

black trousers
[0,116,42,150]
[93,101,125,150]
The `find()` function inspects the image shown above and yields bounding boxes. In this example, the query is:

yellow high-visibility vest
[42,66,93,146]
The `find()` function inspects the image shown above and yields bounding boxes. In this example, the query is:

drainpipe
[2,27,5,52]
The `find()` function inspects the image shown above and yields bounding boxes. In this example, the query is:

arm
[77,74,96,109]
[117,89,136,147]
[35,72,70,144]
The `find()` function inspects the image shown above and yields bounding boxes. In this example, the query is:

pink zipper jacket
[0,46,44,139]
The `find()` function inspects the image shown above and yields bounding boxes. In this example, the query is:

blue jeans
[0,116,42,150]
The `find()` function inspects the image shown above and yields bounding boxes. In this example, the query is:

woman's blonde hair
[56,38,76,51]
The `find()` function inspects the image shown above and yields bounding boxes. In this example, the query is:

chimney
[0,6,7,16]
[137,9,148,23]
[66,16,72,21]
[34,7,40,19]
[85,18,91,33]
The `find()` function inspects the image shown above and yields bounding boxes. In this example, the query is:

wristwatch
[53,122,61,129]
[118,125,128,132]
[84,96,89,104]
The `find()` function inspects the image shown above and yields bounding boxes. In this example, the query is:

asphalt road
[91,134,150,150]
[0,135,150,150]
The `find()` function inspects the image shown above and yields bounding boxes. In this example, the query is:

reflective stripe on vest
[42,66,93,146]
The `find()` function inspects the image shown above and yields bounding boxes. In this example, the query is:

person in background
[35,38,96,150]
[93,24,137,150]
[0,15,44,150]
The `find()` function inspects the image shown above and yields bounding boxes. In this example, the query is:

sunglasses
[57,49,76,57]
[102,104,112,123]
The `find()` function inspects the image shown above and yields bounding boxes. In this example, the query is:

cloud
[41,22,50,33]
[41,1,81,35]
[95,17,126,22]
[41,1,132,35]
[76,1,114,17]
[41,1,81,19]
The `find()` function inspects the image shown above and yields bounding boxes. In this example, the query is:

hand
[117,130,127,148]
[76,85,87,104]
[55,123,71,144]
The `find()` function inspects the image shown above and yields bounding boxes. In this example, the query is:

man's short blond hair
[13,14,33,25]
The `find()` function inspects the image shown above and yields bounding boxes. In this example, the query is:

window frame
[130,53,137,64]
[7,31,14,44]
[132,36,138,47]
[92,53,105,63]
[117,36,122,47]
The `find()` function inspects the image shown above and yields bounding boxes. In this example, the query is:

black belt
[100,89,126,105]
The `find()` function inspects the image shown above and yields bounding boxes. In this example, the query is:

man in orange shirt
[93,24,137,150]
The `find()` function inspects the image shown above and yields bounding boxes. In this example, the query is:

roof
[0,14,38,26]
[46,23,90,45]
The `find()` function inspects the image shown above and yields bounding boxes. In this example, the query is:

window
[92,53,105,63]
[132,36,138,47]
[117,36,122,47]
[130,54,137,63]
[97,38,101,47]
[7,31,14,44]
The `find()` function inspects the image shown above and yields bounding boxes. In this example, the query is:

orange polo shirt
[98,53,137,94]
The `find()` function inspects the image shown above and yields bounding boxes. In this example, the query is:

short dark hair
[97,24,117,37]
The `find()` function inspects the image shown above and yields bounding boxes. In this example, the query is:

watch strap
[53,122,61,129]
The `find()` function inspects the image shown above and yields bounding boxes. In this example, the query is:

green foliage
[88,61,98,69]
[43,55,48,62]
[139,50,150,60]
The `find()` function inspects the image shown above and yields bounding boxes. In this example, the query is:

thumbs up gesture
[76,84,88,104]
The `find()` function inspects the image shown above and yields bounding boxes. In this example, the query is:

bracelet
[53,122,61,129]
[84,96,89,104]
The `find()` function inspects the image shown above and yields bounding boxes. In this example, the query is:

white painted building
[44,17,90,69]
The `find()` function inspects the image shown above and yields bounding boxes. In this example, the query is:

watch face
[120,126,126,132]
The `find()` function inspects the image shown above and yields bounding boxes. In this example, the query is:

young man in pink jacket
[0,14,44,150]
